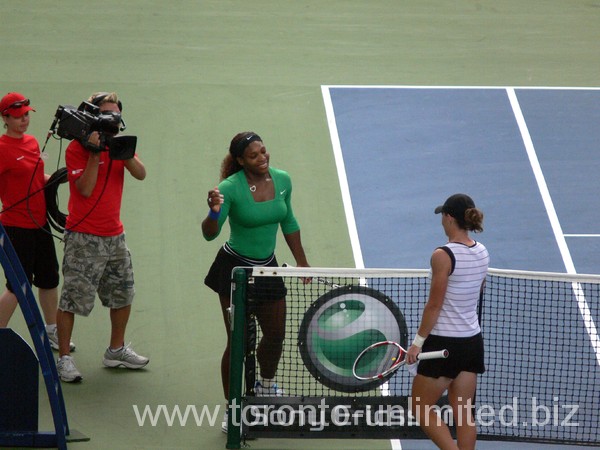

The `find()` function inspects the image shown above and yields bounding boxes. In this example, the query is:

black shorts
[204,245,287,301]
[2,224,59,291]
[417,333,485,379]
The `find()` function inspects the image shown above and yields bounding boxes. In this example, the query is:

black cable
[26,156,45,230]
[63,158,113,233]
[0,127,61,217]
[42,141,113,235]
[45,167,68,233]
[3,113,114,237]
[0,122,67,242]
[0,155,66,242]
[0,167,48,215]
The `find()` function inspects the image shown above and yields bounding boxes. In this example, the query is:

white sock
[261,377,274,386]
[46,324,57,333]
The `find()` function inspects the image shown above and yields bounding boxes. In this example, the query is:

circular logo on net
[297,285,408,393]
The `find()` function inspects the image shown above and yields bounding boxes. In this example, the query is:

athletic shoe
[221,411,228,434]
[254,381,285,396]
[48,328,76,352]
[102,343,149,369]
[56,355,83,383]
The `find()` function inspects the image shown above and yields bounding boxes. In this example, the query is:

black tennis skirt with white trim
[417,333,485,379]
[204,243,287,301]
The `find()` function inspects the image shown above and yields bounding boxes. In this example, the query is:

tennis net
[226,266,600,447]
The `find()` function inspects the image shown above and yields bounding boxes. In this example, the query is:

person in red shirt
[0,92,74,351]
[55,92,148,383]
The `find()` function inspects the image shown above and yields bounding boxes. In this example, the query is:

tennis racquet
[352,341,448,381]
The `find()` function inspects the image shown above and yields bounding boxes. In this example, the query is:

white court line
[322,86,401,450]
[322,84,600,91]
[506,88,575,272]
[321,86,365,270]
[564,234,600,237]
[507,88,600,367]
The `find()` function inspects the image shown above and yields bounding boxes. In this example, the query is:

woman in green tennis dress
[202,132,310,424]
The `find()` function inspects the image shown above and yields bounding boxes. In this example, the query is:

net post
[226,268,247,449]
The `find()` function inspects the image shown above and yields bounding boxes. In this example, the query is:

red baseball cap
[0,92,35,117]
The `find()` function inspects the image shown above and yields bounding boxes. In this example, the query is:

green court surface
[1,2,599,449]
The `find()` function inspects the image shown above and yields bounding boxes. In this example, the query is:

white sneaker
[47,327,76,352]
[221,411,228,434]
[56,355,82,383]
[254,381,285,396]
[103,343,149,369]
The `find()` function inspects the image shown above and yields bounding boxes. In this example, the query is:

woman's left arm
[284,230,309,267]
[406,248,451,363]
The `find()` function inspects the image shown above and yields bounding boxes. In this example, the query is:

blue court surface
[323,86,600,274]
[322,86,600,450]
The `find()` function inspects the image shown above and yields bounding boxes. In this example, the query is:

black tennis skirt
[204,243,287,301]
[417,333,485,379]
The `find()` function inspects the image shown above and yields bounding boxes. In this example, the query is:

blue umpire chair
[0,223,87,448]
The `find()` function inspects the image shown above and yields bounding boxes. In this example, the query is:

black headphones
[91,92,123,112]
[91,92,126,131]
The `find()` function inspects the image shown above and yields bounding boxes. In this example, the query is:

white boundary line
[505,88,575,272]
[507,87,600,366]
[322,84,600,90]
[321,85,399,450]
[321,86,365,270]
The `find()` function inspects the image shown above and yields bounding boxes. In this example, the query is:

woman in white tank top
[407,193,489,450]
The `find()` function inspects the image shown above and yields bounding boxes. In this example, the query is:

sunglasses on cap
[2,98,31,115]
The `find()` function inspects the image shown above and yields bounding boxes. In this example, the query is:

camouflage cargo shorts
[59,231,135,316]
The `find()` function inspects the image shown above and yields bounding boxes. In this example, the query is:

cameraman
[56,92,148,383]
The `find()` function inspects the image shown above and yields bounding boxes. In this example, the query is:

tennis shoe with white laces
[57,355,82,383]
[47,327,76,352]
[102,343,149,369]
[254,381,285,396]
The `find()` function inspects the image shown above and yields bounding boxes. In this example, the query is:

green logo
[298,285,407,393]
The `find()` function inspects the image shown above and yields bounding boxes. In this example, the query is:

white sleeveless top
[430,241,489,337]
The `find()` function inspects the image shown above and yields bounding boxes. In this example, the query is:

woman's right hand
[207,187,224,211]
[406,344,422,365]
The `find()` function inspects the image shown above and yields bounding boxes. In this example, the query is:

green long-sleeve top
[204,168,300,260]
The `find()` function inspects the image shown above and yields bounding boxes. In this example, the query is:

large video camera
[50,101,137,160]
